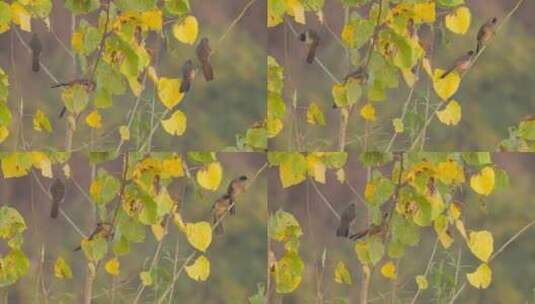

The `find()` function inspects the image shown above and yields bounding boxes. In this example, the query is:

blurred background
[0,152,267,303]
[268,153,535,303]
[0,0,266,151]
[268,0,535,151]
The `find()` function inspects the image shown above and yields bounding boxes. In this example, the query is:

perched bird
[476,17,498,54]
[29,33,42,72]
[440,50,474,79]
[49,177,66,219]
[349,224,384,241]
[179,59,196,93]
[343,67,368,85]
[336,203,356,238]
[196,37,214,81]
[212,194,232,235]
[74,222,114,251]
[299,29,320,64]
[226,175,248,215]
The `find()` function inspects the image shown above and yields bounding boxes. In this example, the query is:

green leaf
[81,237,108,262]
[90,169,120,205]
[462,152,492,166]
[164,0,190,15]
[65,0,99,14]
[274,251,304,294]
[245,127,268,149]
[0,250,30,287]
[0,102,12,126]
[278,153,307,188]
[61,85,89,115]
[268,209,303,242]
[518,120,535,141]
[187,152,216,164]
[115,0,157,11]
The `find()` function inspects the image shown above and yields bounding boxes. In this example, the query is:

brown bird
[74,222,114,251]
[29,33,42,72]
[336,203,356,238]
[440,50,474,79]
[179,59,196,93]
[299,29,320,64]
[476,17,498,54]
[226,175,248,215]
[196,37,214,81]
[349,224,383,241]
[212,194,232,235]
[49,177,66,219]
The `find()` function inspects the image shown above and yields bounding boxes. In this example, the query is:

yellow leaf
[364,182,376,202]
[336,168,346,183]
[279,153,307,188]
[449,202,461,220]
[31,152,52,178]
[380,261,397,280]
[161,110,187,136]
[85,110,102,129]
[467,230,493,262]
[185,222,212,252]
[141,9,162,31]
[437,100,461,125]
[433,69,461,101]
[33,109,53,133]
[71,31,84,54]
[306,102,326,126]
[173,212,186,232]
[455,219,467,240]
[1,153,30,178]
[445,6,471,35]
[413,2,435,23]
[105,257,120,276]
[196,162,223,191]
[341,23,354,46]
[285,0,305,24]
[267,117,283,138]
[151,224,166,241]
[63,164,71,179]
[393,118,404,133]
[157,77,184,109]
[401,68,418,87]
[147,66,159,84]
[360,103,376,122]
[436,160,465,184]
[467,263,492,289]
[173,15,199,44]
[140,271,152,286]
[185,255,210,281]
[119,125,130,141]
[0,126,9,144]
[334,261,352,285]
[161,154,184,178]
[54,257,73,279]
[306,154,326,184]
[416,275,428,290]
[470,167,495,196]
[11,3,31,32]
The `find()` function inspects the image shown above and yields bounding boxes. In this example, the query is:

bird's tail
[349,229,369,241]
[476,41,482,54]
[58,106,67,118]
[306,43,317,64]
[179,79,191,93]
[213,215,224,235]
[336,223,349,238]
[201,60,214,81]
[50,201,59,219]
[229,201,236,215]
[32,53,40,72]
[440,66,455,79]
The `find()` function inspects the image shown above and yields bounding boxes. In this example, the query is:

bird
[29,33,42,72]
[476,17,498,54]
[299,29,320,64]
[74,222,114,251]
[49,177,66,219]
[196,37,214,81]
[211,194,233,235]
[179,59,196,93]
[349,224,384,241]
[336,203,356,238]
[226,175,248,215]
[440,50,474,79]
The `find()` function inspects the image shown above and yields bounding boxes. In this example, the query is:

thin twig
[309,179,341,220]
[410,239,439,304]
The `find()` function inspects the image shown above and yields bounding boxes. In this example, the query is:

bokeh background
[0,152,267,303]
[268,152,535,303]
[268,0,535,151]
[0,0,266,151]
